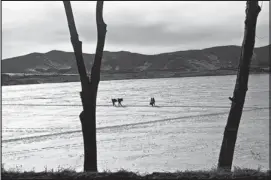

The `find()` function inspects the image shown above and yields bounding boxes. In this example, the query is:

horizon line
[2,43,270,61]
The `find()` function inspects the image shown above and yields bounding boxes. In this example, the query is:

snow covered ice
[2,74,269,173]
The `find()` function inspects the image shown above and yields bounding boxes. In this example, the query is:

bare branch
[90,1,107,85]
[63,1,89,90]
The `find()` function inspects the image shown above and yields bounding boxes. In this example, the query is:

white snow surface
[2,74,269,173]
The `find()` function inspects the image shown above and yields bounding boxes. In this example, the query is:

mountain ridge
[2,45,269,86]
[2,45,269,75]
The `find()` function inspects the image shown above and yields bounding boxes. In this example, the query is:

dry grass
[2,165,270,180]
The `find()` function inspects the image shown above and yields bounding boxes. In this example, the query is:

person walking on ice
[150,97,155,106]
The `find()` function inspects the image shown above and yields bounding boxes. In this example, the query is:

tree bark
[63,1,107,172]
[217,1,261,171]
[63,2,89,91]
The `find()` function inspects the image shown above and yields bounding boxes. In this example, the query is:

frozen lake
[2,74,269,173]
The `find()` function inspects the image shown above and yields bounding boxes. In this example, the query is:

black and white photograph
[1,1,270,179]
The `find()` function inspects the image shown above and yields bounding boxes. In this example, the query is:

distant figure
[117,98,123,106]
[150,97,155,106]
[112,99,117,106]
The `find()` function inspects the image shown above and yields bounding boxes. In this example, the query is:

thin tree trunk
[80,1,107,172]
[217,1,261,171]
[63,2,89,91]
[63,1,107,172]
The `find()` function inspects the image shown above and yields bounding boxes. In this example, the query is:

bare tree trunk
[63,1,89,90]
[217,1,261,171]
[63,1,107,172]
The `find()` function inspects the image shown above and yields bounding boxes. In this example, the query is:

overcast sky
[2,1,270,59]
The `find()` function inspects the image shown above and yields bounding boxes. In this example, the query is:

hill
[2,45,269,85]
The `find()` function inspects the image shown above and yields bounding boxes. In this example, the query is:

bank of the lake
[1,68,269,86]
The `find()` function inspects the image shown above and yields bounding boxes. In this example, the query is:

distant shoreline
[1,69,269,86]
